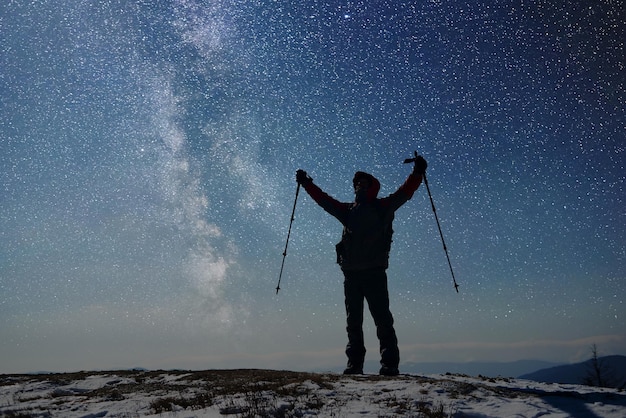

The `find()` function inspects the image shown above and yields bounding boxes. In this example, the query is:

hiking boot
[379,365,399,376]
[343,365,363,375]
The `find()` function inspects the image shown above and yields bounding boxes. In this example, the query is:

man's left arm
[382,155,427,210]
[382,172,422,211]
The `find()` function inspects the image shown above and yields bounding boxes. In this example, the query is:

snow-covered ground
[1,369,625,417]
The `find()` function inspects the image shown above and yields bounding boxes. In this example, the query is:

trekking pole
[404,151,460,293]
[275,182,301,294]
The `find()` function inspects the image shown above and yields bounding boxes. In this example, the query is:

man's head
[353,171,380,202]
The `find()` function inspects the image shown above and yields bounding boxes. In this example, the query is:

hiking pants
[343,268,399,368]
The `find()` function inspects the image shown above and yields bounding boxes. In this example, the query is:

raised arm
[380,155,427,211]
[296,170,351,223]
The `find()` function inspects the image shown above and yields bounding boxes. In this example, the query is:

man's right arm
[296,170,349,222]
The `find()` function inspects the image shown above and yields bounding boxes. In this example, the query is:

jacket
[303,171,422,271]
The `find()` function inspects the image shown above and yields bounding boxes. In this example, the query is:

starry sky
[1,0,624,374]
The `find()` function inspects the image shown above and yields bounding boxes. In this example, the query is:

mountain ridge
[519,355,626,389]
[399,359,562,378]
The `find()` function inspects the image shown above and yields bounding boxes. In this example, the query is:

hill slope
[520,355,626,388]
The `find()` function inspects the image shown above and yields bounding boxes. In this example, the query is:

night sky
[1,0,624,373]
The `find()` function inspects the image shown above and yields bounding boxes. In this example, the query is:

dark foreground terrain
[2,368,625,417]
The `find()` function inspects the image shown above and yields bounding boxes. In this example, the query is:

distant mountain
[519,355,626,389]
[396,360,563,378]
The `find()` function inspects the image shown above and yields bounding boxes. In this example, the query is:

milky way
[1,0,624,373]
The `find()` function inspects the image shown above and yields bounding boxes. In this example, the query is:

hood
[353,171,380,201]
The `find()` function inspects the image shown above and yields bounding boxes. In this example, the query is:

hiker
[296,155,427,376]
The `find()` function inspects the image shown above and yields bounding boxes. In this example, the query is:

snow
[1,369,624,417]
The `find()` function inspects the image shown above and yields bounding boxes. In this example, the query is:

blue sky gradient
[1,0,624,373]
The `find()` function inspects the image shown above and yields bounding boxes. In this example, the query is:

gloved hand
[413,156,427,175]
[296,169,312,185]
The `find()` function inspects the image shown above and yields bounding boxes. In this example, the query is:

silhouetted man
[296,155,427,375]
